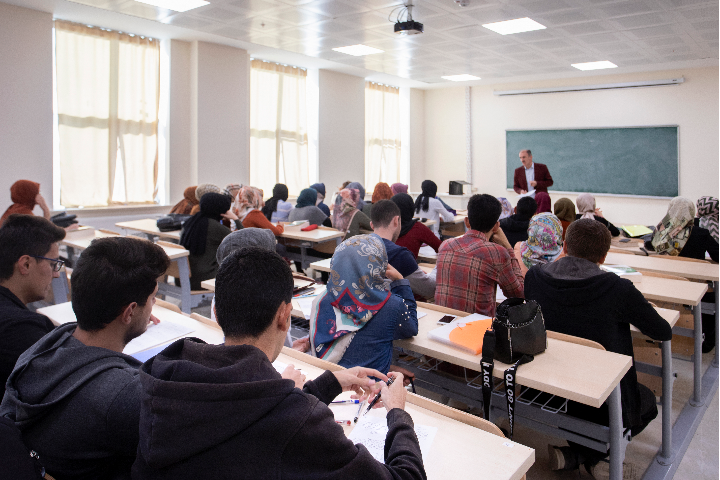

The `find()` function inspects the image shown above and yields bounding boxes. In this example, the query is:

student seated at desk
[261,183,292,223]
[535,191,552,213]
[1,237,171,480]
[391,183,408,195]
[414,180,454,238]
[309,234,418,375]
[288,187,332,227]
[169,186,198,215]
[576,193,621,237]
[363,182,393,218]
[436,194,524,317]
[133,248,425,480]
[0,215,65,390]
[498,197,513,220]
[392,193,442,259]
[236,186,285,236]
[180,193,242,290]
[523,219,672,476]
[332,188,372,240]
[310,182,331,217]
[346,181,367,210]
[190,183,222,215]
[0,180,51,227]
[371,200,437,299]
[514,213,565,277]
[499,196,537,248]
[553,197,576,240]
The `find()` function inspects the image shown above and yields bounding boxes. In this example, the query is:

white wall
[0,3,53,212]
[408,88,426,192]
[425,67,719,225]
[169,39,192,203]
[318,69,365,195]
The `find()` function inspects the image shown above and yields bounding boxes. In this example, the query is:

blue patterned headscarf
[518,213,564,269]
[309,234,391,361]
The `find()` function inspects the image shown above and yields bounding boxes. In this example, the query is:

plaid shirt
[435,229,524,317]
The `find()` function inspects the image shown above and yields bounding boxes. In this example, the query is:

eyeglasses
[29,255,65,272]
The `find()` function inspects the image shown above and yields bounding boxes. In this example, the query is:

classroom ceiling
[28,0,720,85]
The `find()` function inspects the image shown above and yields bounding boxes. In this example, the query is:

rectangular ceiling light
[441,74,481,82]
[332,44,384,56]
[571,61,618,71]
[482,17,546,35]
[135,0,209,12]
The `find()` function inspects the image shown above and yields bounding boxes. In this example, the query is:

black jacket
[575,214,621,237]
[524,256,672,429]
[0,285,54,390]
[132,338,426,480]
[499,214,532,248]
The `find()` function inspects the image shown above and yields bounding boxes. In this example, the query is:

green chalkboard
[506,127,678,197]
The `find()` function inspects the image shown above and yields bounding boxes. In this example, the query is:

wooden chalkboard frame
[505,126,680,198]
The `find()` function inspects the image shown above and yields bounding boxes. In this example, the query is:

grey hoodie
[0,323,142,480]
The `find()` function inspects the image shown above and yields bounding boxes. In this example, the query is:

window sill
[55,204,171,218]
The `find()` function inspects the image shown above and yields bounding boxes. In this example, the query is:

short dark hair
[370,199,401,228]
[467,194,501,232]
[0,215,66,281]
[565,218,611,263]
[71,237,170,331]
[215,247,293,338]
[516,197,538,217]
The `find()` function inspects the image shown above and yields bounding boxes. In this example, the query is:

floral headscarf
[498,197,513,220]
[518,213,564,269]
[652,197,695,256]
[309,234,391,362]
[697,196,719,244]
[332,188,361,233]
[234,186,264,222]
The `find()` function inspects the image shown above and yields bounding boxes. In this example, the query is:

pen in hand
[364,376,395,416]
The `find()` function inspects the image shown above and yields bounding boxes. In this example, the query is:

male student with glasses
[0,214,66,390]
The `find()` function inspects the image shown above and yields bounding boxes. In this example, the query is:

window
[54,20,160,207]
[250,59,309,197]
[365,82,404,188]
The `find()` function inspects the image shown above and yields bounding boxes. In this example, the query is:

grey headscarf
[216,228,276,264]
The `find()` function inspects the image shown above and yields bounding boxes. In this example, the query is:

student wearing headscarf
[237,186,284,236]
[310,183,330,217]
[346,182,366,210]
[224,183,242,199]
[413,180,454,237]
[391,183,408,196]
[288,188,331,227]
[1,180,51,226]
[392,193,442,259]
[190,183,222,215]
[575,193,620,236]
[169,186,199,215]
[498,197,513,220]
[553,198,576,240]
[644,197,718,261]
[180,193,241,290]
[514,213,565,276]
[261,184,292,223]
[331,188,371,240]
[499,196,537,248]
[535,192,552,213]
[309,234,418,374]
[697,196,719,245]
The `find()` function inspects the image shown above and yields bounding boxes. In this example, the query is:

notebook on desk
[428,314,493,355]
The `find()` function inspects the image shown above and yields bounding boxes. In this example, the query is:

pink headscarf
[332,188,361,233]
[535,192,551,213]
[391,183,408,195]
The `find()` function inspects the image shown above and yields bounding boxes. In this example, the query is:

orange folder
[447,319,494,355]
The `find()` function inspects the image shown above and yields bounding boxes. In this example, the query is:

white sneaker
[586,460,638,480]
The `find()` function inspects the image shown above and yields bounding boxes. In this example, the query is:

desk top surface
[62,231,189,259]
[631,275,708,305]
[309,258,433,275]
[395,305,633,408]
[279,226,345,242]
[605,252,718,282]
[116,219,181,240]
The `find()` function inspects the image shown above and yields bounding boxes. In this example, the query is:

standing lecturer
[513,149,553,196]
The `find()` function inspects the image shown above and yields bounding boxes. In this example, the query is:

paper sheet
[330,402,365,423]
[295,297,316,319]
[272,361,307,376]
[418,245,437,258]
[123,319,195,355]
[518,189,536,198]
[417,311,427,319]
[348,415,437,463]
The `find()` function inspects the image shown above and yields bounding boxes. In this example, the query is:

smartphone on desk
[437,315,456,326]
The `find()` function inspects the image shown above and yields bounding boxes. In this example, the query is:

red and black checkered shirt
[435,229,524,317]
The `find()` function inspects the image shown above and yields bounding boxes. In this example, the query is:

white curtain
[250,60,309,197]
[365,82,402,188]
[55,20,159,207]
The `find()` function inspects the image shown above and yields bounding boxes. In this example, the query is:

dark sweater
[0,323,142,480]
[396,222,442,259]
[0,285,55,390]
[524,256,672,429]
[644,220,719,262]
[499,214,532,248]
[575,214,621,237]
[132,339,426,480]
[183,219,238,290]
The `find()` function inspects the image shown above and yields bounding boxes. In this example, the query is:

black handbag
[50,212,77,228]
[156,214,191,232]
[480,298,547,439]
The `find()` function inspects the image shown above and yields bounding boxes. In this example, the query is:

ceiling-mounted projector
[392,3,423,35]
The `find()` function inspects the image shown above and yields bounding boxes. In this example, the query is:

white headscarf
[576,193,596,220]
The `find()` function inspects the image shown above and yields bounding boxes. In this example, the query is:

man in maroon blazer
[513,149,553,194]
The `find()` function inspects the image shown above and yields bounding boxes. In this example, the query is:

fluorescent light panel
[482,17,546,35]
[441,74,481,82]
[332,44,384,56]
[571,61,618,71]
[135,0,209,12]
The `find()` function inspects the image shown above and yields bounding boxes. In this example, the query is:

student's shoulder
[0,307,53,332]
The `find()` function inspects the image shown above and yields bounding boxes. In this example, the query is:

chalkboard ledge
[505,188,674,200]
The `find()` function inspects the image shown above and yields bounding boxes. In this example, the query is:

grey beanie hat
[216,228,277,264]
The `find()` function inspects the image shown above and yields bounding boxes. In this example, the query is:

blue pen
[331,399,361,405]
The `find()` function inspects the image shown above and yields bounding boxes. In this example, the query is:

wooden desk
[309,258,434,275]
[632,275,708,306]
[279,227,344,270]
[609,237,648,255]
[417,246,438,264]
[116,218,181,241]
[440,215,467,237]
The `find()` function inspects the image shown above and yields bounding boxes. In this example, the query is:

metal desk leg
[300,246,308,271]
[51,271,70,304]
[176,257,192,314]
[659,340,673,465]
[714,281,718,368]
[691,305,703,406]
[608,385,625,480]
